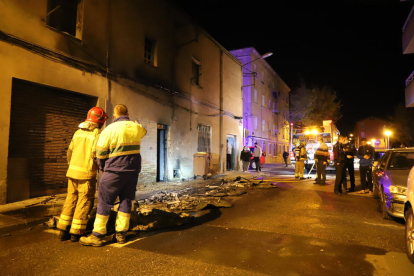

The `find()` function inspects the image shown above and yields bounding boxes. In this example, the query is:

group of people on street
[240,142,263,172]
[292,135,375,196]
[57,104,147,246]
[333,135,374,196]
[59,108,377,246]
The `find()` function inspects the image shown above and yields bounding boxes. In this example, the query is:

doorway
[226,135,236,170]
[157,124,168,182]
[7,78,96,202]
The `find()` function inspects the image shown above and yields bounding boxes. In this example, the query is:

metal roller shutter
[8,79,97,200]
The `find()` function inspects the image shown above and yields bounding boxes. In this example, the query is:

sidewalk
[0,163,288,236]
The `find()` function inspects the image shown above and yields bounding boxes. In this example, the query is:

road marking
[362,221,403,229]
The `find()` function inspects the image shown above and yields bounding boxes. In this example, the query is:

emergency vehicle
[290,120,340,173]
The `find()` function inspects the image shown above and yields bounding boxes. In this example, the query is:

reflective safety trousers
[57,178,96,235]
[66,127,101,180]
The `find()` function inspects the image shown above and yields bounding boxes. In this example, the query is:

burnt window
[144,38,157,66]
[46,0,83,38]
[191,57,202,86]
[197,124,211,153]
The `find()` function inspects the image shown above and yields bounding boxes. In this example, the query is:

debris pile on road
[43,175,278,234]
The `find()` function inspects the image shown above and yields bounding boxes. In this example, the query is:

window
[262,95,265,107]
[197,124,211,152]
[262,142,266,152]
[273,144,276,156]
[191,57,202,86]
[361,132,365,138]
[145,38,158,66]
[46,0,83,38]
[253,89,258,103]
[268,122,271,132]
[268,99,271,109]
[268,144,272,155]
[262,119,266,132]
[253,115,258,130]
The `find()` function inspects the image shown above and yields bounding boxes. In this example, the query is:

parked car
[372,149,388,168]
[248,146,265,170]
[372,148,414,220]
[404,167,414,263]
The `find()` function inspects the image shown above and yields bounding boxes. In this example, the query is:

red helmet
[86,107,108,125]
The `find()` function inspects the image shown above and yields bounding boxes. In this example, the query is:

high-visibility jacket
[66,123,101,180]
[96,116,147,173]
[295,146,307,161]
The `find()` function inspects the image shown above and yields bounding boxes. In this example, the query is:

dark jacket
[314,142,330,162]
[333,142,345,164]
[240,150,252,162]
[357,145,375,167]
[342,142,357,163]
[283,151,289,159]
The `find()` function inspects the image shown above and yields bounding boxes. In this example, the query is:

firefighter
[294,141,307,179]
[313,137,330,185]
[57,107,108,242]
[80,104,147,246]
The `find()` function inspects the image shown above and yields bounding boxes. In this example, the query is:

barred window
[197,124,211,152]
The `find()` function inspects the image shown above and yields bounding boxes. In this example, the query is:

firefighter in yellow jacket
[294,141,308,179]
[57,107,108,242]
[80,104,147,246]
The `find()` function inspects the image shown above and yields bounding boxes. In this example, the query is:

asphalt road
[1,168,413,275]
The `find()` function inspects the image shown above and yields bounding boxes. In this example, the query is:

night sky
[173,0,414,135]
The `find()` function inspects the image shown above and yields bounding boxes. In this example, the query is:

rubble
[43,175,278,235]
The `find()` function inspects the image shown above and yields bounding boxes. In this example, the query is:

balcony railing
[406,70,414,87]
[402,5,414,54]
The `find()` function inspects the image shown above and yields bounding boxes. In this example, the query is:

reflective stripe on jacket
[96,116,147,172]
[66,126,101,180]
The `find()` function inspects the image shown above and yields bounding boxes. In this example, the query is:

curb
[0,217,49,236]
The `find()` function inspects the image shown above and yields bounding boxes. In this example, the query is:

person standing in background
[240,146,252,172]
[226,140,232,171]
[283,150,289,167]
[253,142,262,172]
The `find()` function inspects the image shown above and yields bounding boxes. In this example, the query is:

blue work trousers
[97,171,138,216]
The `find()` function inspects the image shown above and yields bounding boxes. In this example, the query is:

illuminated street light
[311,129,318,135]
[242,52,273,69]
[304,130,310,135]
[371,139,376,148]
[384,130,392,149]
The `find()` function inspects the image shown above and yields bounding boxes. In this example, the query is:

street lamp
[290,122,293,152]
[371,139,376,148]
[242,52,273,71]
[384,130,392,149]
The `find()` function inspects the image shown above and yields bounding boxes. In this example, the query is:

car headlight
[389,185,407,195]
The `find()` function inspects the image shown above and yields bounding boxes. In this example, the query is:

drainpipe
[105,0,111,118]
[219,50,224,173]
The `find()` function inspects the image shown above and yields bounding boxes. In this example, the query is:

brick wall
[139,119,157,184]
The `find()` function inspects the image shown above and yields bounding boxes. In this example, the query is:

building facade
[230,48,290,163]
[403,4,414,107]
[0,0,243,204]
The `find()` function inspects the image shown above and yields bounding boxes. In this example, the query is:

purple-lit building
[230,48,291,163]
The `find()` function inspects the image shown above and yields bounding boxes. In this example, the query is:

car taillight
[330,152,333,160]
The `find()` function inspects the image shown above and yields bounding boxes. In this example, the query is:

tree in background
[289,83,342,126]
[389,103,414,146]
